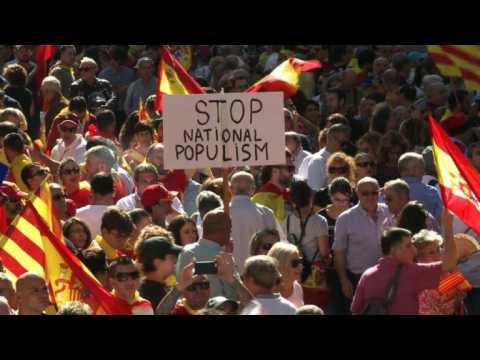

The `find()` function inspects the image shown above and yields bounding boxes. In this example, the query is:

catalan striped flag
[429,115,480,235]
[427,45,480,91]
[247,58,322,98]
[0,200,124,315]
[29,179,62,238]
[155,46,205,113]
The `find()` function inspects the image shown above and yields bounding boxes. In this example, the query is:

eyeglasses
[262,243,274,251]
[52,193,65,201]
[357,161,375,168]
[328,166,348,174]
[185,281,210,292]
[291,258,303,268]
[60,127,77,133]
[360,191,379,197]
[114,270,140,282]
[62,168,80,176]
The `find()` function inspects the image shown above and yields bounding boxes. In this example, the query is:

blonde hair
[454,233,480,259]
[412,229,443,248]
[267,242,299,275]
[80,57,97,69]
[0,107,28,131]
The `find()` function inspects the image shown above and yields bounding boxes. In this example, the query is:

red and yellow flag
[138,97,150,122]
[429,115,480,235]
[247,58,322,98]
[0,200,125,315]
[35,45,57,110]
[155,46,205,113]
[427,45,480,91]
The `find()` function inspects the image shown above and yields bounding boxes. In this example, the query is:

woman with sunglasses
[249,229,281,256]
[354,152,377,182]
[58,157,91,208]
[314,152,356,210]
[20,162,50,193]
[267,242,305,308]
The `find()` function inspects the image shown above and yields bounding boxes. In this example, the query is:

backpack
[360,265,403,315]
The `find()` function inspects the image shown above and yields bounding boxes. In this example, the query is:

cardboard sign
[163,92,285,169]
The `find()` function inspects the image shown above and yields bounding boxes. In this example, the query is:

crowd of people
[0,44,480,315]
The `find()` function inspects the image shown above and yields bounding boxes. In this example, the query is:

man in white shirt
[229,171,278,273]
[76,172,115,238]
[50,117,87,164]
[306,124,350,191]
[286,132,311,176]
[240,255,296,315]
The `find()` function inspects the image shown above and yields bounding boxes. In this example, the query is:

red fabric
[113,178,127,204]
[255,182,291,202]
[67,187,91,209]
[162,170,187,194]
[35,45,56,104]
[441,112,469,131]
[155,47,205,112]
[302,287,329,311]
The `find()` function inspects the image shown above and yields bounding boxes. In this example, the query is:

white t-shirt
[282,212,328,262]
[76,204,110,239]
[51,135,87,164]
[306,148,331,191]
[241,294,297,315]
[285,281,304,309]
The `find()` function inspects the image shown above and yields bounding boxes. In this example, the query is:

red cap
[141,184,178,208]
[59,118,79,129]
[0,183,28,201]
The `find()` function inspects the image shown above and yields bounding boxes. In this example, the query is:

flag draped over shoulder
[246,58,322,98]
[155,47,205,113]
[427,45,480,91]
[429,115,480,235]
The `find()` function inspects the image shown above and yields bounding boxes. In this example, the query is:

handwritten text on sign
[163,92,285,169]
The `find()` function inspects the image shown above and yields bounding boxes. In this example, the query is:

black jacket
[70,77,117,112]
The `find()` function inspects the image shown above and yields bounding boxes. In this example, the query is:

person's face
[284,112,294,132]
[331,131,349,152]
[277,164,294,188]
[285,138,299,154]
[18,278,50,314]
[110,264,140,301]
[153,254,178,279]
[58,125,78,144]
[326,93,341,114]
[470,147,480,171]
[429,84,448,106]
[61,48,76,67]
[391,236,417,264]
[305,103,319,119]
[355,156,376,179]
[416,242,441,264]
[136,172,158,196]
[68,223,89,250]
[85,155,104,179]
[232,78,249,92]
[51,188,67,220]
[327,160,349,183]
[180,221,198,246]
[357,141,376,160]
[330,191,351,210]
[16,47,31,63]
[283,250,303,284]
[0,279,15,309]
[357,182,379,212]
[138,63,154,79]
[257,234,279,255]
[135,131,153,147]
[183,276,211,310]
[152,200,173,225]
[79,63,97,82]
[102,229,131,250]
[147,148,167,177]
[26,166,48,192]
[384,188,407,216]
[60,163,81,188]
[359,99,376,118]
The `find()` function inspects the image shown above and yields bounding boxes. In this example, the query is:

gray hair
[230,171,255,196]
[384,179,410,198]
[357,176,379,189]
[243,255,281,290]
[398,152,424,175]
[85,145,116,168]
[412,229,444,248]
[56,301,93,315]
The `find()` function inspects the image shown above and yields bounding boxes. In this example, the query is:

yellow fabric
[427,45,462,77]
[160,62,189,95]
[250,58,301,91]
[165,274,176,288]
[251,192,285,223]
[96,235,120,262]
[348,57,362,75]
[10,153,32,192]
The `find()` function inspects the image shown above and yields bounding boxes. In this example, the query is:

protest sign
[163,92,285,169]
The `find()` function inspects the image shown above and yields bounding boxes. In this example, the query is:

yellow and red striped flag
[427,45,480,91]
[247,58,322,98]
[155,46,205,113]
[138,97,150,122]
[429,115,480,235]
[0,200,127,315]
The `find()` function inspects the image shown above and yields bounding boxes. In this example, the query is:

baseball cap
[135,57,154,69]
[141,184,178,208]
[137,236,183,264]
[0,183,28,201]
[206,296,239,312]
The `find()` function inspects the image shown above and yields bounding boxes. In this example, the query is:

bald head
[357,176,379,191]
[16,272,50,315]
[16,273,45,292]
[202,209,232,246]
[230,171,255,196]
[398,152,424,177]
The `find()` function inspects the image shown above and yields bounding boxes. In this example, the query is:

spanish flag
[430,115,480,235]
[427,45,480,91]
[35,45,56,109]
[155,46,205,113]
[247,58,322,98]
[138,97,150,122]
[0,200,125,315]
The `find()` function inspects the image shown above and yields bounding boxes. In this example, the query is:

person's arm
[332,215,353,299]
[124,84,134,115]
[31,148,60,178]
[156,261,195,315]
[441,209,458,273]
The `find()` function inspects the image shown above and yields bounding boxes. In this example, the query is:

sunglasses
[114,270,140,282]
[60,127,77,133]
[291,258,304,268]
[186,282,210,292]
[357,161,375,168]
[62,168,80,176]
[328,166,348,174]
[360,191,379,197]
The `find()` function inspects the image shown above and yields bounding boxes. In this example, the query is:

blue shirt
[99,66,136,109]
[183,179,201,216]
[124,77,157,115]
[403,176,443,221]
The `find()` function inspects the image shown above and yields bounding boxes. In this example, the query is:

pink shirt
[351,257,443,315]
